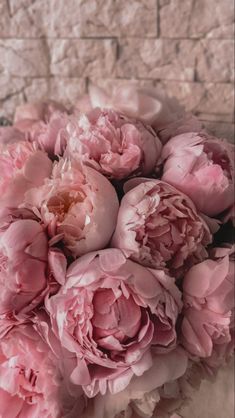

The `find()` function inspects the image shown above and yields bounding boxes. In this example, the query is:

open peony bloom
[0,140,52,215]
[0,126,25,147]
[46,248,183,398]
[161,132,235,217]
[24,158,119,257]
[0,323,69,418]
[112,179,212,274]
[0,217,67,337]
[26,112,70,157]
[14,101,69,157]
[85,348,188,418]
[87,84,202,144]
[14,100,68,125]
[65,108,162,180]
[181,245,234,365]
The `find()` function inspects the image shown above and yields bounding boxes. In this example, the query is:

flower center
[47,190,85,221]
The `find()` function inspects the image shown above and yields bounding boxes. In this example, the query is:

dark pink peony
[65,108,162,180]
[46,248,182,398]
[181,245,234,366]
[24,158,119,257]
[161,132,235,216]
[112,179,212,274]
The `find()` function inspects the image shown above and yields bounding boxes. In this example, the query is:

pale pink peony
[26,112,70,156]
[81,348,188,418]
[0,140,52,215]
[0,216,66,337]
[87,84,202,144]
[24,158,119,257]
[14,100,67,124]
[0,323,78,418]
[112,179,212,274]
[46,248,183,398]
[65,108,162,180]
[161,132,235,217]
[14,101,69,156]
[0,126,25,147]
[181,245,234,365]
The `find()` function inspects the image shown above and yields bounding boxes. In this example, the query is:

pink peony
[14,100,68,124]
[0,323,78,418]
[14,101,69,156]
[26,112,70,156]
[65,108,162,180]
[46,248,182,398]
[161,132,235,217]
[24,158,119,257]
[86,348,188,418]
[0,140,52,215]
[0,126,25,147]
[0,216,66,337]
[112,179,212,274]
[88,84,202,144]
[181,245,234,365]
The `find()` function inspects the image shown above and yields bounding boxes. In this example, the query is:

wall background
[0,0,234,140]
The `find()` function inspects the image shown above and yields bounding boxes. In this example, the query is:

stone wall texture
[0,0,234,142]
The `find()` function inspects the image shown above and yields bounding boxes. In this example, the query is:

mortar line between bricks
[0,37,234,41]
[0,75,234,85]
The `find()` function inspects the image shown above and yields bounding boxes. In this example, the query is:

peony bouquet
[0,85,234,418]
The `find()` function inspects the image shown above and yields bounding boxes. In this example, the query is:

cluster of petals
[112,178,212,275]
[24,158,119,257]
[65,107,162,180]
[181,245,234,366]
[161,132,235,216]
[46,248,182,398]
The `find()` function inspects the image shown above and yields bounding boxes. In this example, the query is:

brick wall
[0,0,234,140]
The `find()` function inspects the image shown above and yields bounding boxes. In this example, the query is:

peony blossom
[0,126,25,147]
[161,132,235,217]
[83,348,188,418]
[181,245,234,366]
[0,140,52,215]
[112,179,211,274]
[24,158,119,257]
[46,248,182,398]
[0,216,66,337]
[0,323,80,418]
[26,112,70,156]
[65,108,162,180]
[87,84,202,144]
[14,100,68,125]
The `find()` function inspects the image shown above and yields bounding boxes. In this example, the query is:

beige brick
[117,38,197,81]
[80,0,157,37]
[154,81,234,116]
[47,78,87,107]
[0,40,50,77]
[0,0,50,37]
[160,0,234,38]
[0,0,157,38]
[49,39,117,78]
[196,40,234,82]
